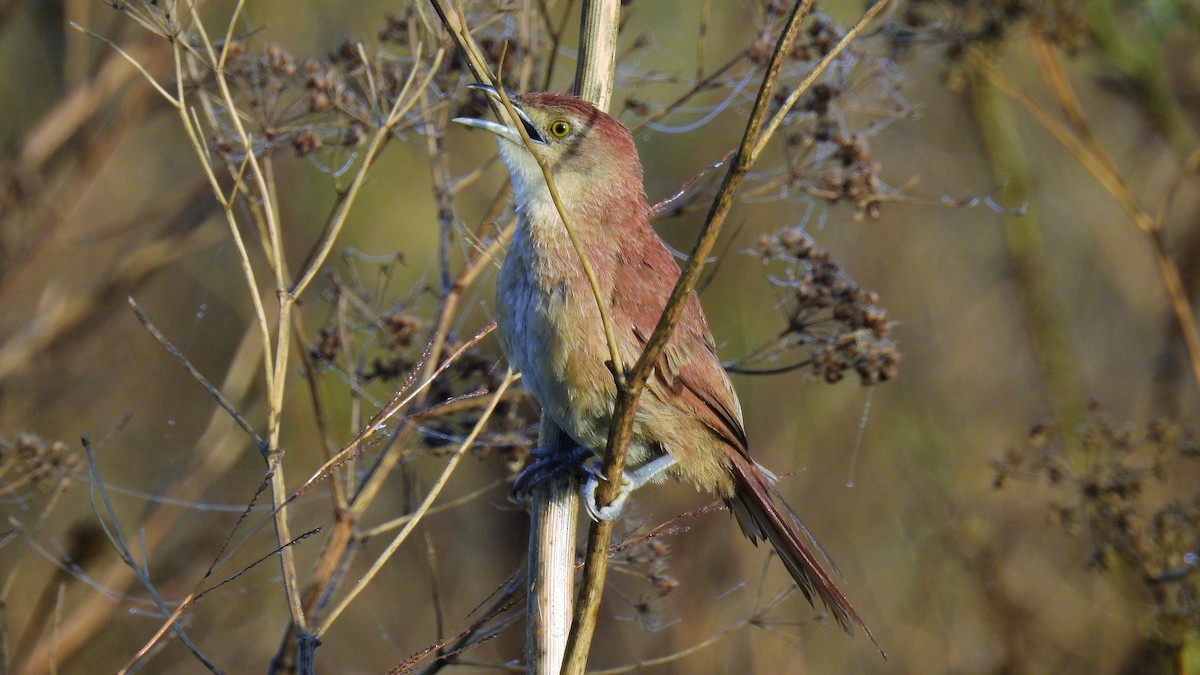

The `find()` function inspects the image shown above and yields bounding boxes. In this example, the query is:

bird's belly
[496,254,615,452]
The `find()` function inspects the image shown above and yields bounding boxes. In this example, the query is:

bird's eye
[549,120,571,138]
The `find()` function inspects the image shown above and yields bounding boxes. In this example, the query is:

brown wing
[610,226,748,453]
[610,225,879,649]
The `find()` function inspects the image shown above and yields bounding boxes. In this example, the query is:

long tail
[726,452,880,651]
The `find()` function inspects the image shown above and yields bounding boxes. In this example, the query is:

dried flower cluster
[763,14,912,219]
[308,281,533,469]
[992,411,1200,646]
[173,5,536,166]
[0,433,78,497]
[107,0,182,40]
[611,534,682,631]
[198,38,418,160]
[883,0,1087,78]
[745,227,899,385]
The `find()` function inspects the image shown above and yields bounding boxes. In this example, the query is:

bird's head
[453,85,646,226]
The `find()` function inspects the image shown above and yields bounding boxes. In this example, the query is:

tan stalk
[980,60,1200,400]
[563,0,893,670]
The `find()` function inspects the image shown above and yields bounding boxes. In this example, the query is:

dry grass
[0,0,1197,673]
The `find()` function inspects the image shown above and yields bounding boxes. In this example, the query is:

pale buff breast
[496,222,618,453]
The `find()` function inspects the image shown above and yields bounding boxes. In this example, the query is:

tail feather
[726,453,882,653]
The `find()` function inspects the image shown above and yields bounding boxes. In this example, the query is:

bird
[453,85,875,644]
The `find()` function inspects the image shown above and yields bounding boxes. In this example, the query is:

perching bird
[454,85,874,643]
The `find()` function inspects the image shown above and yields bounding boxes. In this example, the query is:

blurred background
[1,0,1198,673]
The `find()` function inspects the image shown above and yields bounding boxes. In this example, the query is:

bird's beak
[452,83,545,145]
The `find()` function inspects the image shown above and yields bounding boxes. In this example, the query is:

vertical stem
[562,1,820,671]
[967,72,1087,457]
[191,3,310,642]
[526,2,621,672]
[525,421,579,675]
[572,0,620,109]
[1178,631,1200,675]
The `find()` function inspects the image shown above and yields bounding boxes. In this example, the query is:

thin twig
[185,3,310,636]
[562,0,819,671]
[410,566,526,675]
[361,479,506,538]
[290,46,445,300]
[980,58,1200,400]
[18,327,264,675]
[752,0,894,159]
[82,439,222,674]
[313,370,518,638]
[291,322,498,501]
[128,298,266,450]
[66,22,177,104]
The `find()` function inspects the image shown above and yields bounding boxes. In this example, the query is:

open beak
[452,83,545,144]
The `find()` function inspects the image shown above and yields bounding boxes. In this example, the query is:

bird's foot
[512,445,594,499]
[581,454,678,522]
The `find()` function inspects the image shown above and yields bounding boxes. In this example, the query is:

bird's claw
[582,470,631,522]
[511,445,593,499]
[580,454,679,522]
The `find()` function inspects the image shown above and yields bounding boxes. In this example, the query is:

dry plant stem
[522,2,620,673]
[628,51,746,136]
[572,0,619,110]
[133,4,434,659]
[284,325,500,642]
[117,588,200,674]
[525,420,580,675]
[1028,36,1120,177]
[274,257,505,667]
[294,323,498,504]
[426,98,456,293]
[587,623,742,675]
[412,567,527,675]
[128,298,265,448]
[24,11,278,658]
[428,0,493,82]
[274,74,503,675]
[563,0,835,671]
[1030,37,1200,412]
[537,0,577,90]
[293,306,350,511]
[363,480,506,538]
[343,252,502,519]
[195,8,439,652]
[184,3,308,636]
[313,370,518,639]
[980,61,1200,401]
